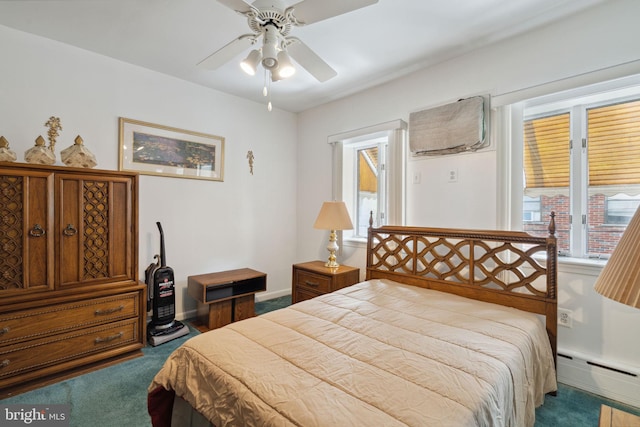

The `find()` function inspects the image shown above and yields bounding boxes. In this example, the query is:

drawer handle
[304,280,320,287]
[63,223,77,236]
[29,224,46,237]
[95,305,125,316]
[0,359,9,368]
[95,332,123,344]
[0,327,10,336]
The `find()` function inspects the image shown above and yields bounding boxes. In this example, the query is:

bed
[148,216,558,427]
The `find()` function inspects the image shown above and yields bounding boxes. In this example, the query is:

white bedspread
[149,279,557,427]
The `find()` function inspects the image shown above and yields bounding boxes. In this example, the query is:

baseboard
[255,289,291,302]
[557,348,640,408]
[175,308,196,322]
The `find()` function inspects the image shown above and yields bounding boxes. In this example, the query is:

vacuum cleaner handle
[156,221,167,267]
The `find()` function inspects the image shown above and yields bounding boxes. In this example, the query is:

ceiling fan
[198,0,379,84]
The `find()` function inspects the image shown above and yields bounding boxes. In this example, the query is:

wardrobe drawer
[0,292,141,345]
[0,318,140,384]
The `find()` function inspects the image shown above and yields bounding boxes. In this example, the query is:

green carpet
[2,295,639,426]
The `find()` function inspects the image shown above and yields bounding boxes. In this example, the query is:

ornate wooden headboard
[366,214,558,366]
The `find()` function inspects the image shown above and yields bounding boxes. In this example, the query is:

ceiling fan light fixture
[261,45,278,70]
[262,56,277,69]
[240,49,262,76]
[270,69,283,82]
[276,50,295,79]
[261,24,280,70]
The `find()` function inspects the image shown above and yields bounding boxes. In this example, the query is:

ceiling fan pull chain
[267,72,273,111]
[263,68,268,97]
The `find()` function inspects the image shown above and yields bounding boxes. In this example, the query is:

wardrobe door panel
[58,174,135,288]
[0,169,54,294]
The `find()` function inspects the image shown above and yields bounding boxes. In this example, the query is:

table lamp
[594,206,640,309]
[313,201,354,268]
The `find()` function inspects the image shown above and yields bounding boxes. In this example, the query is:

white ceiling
[0,0,605,112]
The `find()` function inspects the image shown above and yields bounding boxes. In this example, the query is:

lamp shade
[275,51,295,79]
[594,206,640,309]
[313,201,353,231]
[240,49,261,76]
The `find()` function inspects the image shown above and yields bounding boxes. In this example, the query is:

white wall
[297,0,640,406]
[0,24,298,320]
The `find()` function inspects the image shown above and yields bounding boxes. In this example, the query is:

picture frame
[118,117,224,181]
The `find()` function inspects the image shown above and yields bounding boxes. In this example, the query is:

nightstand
[292,261,360,303]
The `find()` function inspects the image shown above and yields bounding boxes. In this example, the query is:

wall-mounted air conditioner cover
[409,96,488,156]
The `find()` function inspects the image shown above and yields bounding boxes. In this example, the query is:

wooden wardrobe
[0,162,145,397]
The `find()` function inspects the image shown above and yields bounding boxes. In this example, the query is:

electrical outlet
[448,169,458,183]
[558,308,573,328]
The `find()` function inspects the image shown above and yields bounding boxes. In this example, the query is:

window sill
[557,256,606,276]
[343,237,367,249]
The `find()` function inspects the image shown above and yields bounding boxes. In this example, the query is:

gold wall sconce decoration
[247,150,254,175]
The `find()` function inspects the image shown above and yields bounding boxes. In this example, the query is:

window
[605,194,640,224]
[520,89,640,259]
[355,145,384,237]
[330,120,406,242]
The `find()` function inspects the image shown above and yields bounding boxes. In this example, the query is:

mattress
[149,279,557,427]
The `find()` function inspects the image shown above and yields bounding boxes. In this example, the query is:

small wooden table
[188,268,266,331]
[599,404,640,427]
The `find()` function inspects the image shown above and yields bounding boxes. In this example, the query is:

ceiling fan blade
[217,0,253,14]
[197,35,256,69]
[290,0,378,25]
[287,38,337,82]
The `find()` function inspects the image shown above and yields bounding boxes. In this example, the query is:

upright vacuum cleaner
[146,222,190,346]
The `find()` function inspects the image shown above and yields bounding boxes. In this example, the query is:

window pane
[523,113,570,188]
[605,194,640,224]
[523,194,570,255]
[356,147,378,237]
[523,196,541,222]
[587,99,640,186]
[587,99,640,258]
[523,113,570,254]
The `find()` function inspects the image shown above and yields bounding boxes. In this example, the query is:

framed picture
[118,118,224,181]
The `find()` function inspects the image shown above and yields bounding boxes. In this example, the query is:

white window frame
[497,73,640,266]
[329,120,407,246]
[351,140,386,238]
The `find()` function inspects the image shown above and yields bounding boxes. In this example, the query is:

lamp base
[325,230,340,268]
[325,259,340,268]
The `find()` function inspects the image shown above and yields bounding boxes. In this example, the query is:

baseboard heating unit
[557,348,640,408]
